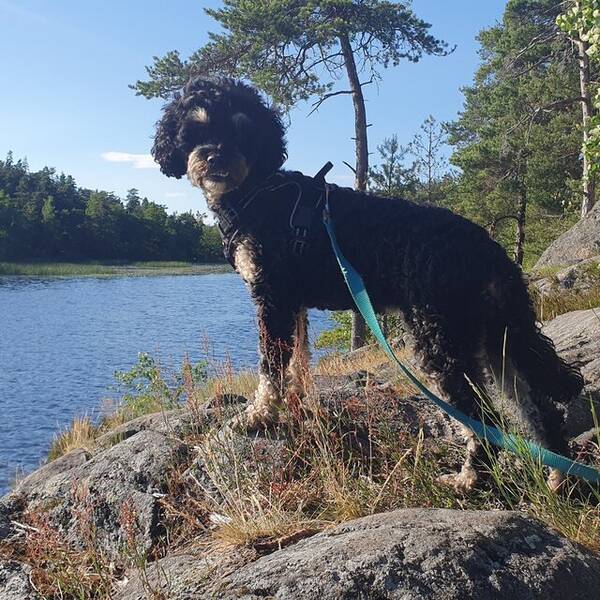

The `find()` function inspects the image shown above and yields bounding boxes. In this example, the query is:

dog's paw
[230,402,280,432]
[547,468,565,492]
[437,467,478,494]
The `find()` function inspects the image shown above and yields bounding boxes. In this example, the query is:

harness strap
[322,185,600,484]
[216,171,328,264]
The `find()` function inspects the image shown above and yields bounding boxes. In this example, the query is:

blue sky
[0,1,505,216]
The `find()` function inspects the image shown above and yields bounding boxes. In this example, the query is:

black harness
[215,162,334,267]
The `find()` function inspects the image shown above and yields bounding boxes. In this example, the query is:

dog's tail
[495,268,584,404]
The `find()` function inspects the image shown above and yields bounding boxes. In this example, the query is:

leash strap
[322,186,600,484]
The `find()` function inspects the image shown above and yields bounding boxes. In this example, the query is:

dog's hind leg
[287,309,311,399]
[244,303,296,429]
[487,348,569,490]
[410,315,488,493]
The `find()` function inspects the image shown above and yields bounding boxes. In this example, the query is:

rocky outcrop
[543,308,600,436]
[534,201,600,269]
[1,428,190,560]
[2,328,600,600]
[115,509,600,600]
[533,256,600,294]
[0,560,39,600]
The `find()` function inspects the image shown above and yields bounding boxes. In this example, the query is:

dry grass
[192,390,600,554]
[47,417,97,461]
[533,284,600,321]
[189,374,471,552]
[177,347,600,555]
[315,344,389,376]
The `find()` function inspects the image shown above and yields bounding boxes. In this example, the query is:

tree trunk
[427,126,433,203]
[514,182,527,266]
[340,32,368,350]
[577,35,596,217]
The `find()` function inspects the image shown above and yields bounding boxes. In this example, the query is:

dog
[152,77,583,491]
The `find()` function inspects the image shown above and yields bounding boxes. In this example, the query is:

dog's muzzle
[187,148,249,201]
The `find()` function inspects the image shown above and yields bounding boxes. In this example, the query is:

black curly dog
[153,78,583,491]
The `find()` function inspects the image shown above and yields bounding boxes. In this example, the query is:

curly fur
[153,77,584,487]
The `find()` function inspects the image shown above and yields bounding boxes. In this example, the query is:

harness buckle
[291,238,307,256]
[290,225,309,256]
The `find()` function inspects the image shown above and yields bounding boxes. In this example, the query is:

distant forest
[0,152,223,262]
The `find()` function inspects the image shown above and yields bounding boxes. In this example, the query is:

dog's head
[152,78,287,204]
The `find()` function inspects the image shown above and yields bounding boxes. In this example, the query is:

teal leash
[322,188,600,484]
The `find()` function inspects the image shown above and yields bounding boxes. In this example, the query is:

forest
[0,153,223,263]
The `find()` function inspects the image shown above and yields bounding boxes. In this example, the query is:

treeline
[368,0,591,269]
[0,152,223,262]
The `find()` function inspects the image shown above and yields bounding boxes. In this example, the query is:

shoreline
[0,261,232,277]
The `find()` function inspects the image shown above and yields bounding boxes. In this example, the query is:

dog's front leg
[244,302,297,429]
[287,309,311,399]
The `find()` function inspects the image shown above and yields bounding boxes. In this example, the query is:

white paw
[437,467,478,494]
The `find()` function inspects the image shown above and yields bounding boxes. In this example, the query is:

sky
[0,1,506,216]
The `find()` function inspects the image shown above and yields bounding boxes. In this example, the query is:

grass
[530,258,600,321]
[47,417,96,461]
[0,260,231,277]
[532,283,600,321]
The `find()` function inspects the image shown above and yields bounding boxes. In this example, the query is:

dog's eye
[180,121,208,147]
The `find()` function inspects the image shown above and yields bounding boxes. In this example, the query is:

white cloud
[101,152,158,170]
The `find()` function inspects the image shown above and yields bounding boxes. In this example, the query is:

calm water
[0,273,332,494]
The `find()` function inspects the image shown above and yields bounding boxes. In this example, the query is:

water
[0,273,333,494]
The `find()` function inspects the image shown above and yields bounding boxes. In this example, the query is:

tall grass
[48,417,96,461]
[0,261,231,277]
[533,284,600,321]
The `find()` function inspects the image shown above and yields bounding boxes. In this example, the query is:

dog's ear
[226,80,288,177]
[152,97,187,179]
[257,106,287,177]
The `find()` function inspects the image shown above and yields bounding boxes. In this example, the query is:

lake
[0,273,333,495]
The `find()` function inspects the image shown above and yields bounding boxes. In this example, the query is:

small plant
[112,352,207,422]
[17,486,118,599]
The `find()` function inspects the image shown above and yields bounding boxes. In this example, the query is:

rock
[11,448,90,498]
[0,560,39,600]
[543,308,600,436]
[114,553,238,600]
[94,408,195,449]
[314,374,463,444]
[534,201,600,269]
[115,508,600,599]
[542,309,600,380]
[1,430,189,559]
[573,427,600,446]
[533,256,600,294]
